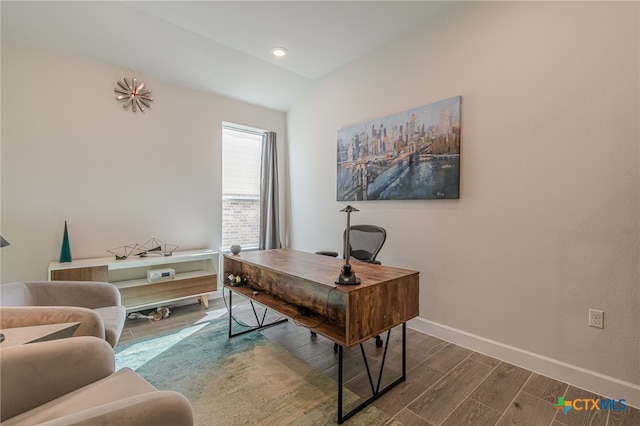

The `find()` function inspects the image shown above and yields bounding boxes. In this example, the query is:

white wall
[1,41,287,283]
[287,1,639,402]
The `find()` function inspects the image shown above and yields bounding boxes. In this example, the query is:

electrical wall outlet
[589,309,604,329]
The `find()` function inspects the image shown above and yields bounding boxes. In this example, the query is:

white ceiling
[1,1,453,111]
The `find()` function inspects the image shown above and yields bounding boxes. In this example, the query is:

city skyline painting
[337,96,461,201]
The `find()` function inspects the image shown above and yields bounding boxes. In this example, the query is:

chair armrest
[39,391,194,426]
[0,306,105,341]
[26,281,121,308]
[315,250,339,257]
[0,336,115,421]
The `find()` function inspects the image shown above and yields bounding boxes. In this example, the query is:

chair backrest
[343,225,387,263]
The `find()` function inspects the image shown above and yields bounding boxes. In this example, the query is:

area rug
[114,318,397,425]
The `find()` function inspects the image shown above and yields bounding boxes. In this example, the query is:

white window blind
[222,127,262,197]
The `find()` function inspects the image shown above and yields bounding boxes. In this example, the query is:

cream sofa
[0,281,126,347]
[0,336,194,425]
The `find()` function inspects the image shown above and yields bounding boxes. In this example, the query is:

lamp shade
[0,235,9,248]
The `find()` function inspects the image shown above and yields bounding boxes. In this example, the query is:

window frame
[221,123,265,251]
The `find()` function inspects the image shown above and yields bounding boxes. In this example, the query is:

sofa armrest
[25,281,121,308]
[38,391,194,426]
[0,306,105,341]
[0,336,115,421]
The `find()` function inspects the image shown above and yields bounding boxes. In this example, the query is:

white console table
[48,249,218,312]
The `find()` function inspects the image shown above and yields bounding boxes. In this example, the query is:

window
[221,125,263,250]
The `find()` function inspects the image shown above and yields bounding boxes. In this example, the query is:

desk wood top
[226,249,418,290]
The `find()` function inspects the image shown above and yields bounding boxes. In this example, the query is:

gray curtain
[259,132,281,250]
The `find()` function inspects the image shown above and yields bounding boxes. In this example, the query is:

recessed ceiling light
[271,47,287,57]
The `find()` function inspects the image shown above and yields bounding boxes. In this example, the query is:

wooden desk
[223,248,419,346]
[0,322,80,348]
[223,249,419,423]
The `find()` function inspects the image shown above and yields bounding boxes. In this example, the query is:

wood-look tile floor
[118,299,640,426]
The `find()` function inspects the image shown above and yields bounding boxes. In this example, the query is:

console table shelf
[48,249,218,312]
[115,270,215,289]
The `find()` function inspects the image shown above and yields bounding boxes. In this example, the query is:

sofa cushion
[2,368,156,426]
[38,391,194,426]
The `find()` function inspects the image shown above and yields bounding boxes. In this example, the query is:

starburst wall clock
[114,77,153,112]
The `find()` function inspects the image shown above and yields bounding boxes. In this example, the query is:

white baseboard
[408,317,640,410]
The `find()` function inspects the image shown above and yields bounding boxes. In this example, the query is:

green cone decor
[59,220,72,263]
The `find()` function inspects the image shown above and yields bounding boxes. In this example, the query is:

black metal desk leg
[336,323,407,424]
[228,287,233,338]
[338,345,344,423]
[226,287,288,338]
[402,322,407,379]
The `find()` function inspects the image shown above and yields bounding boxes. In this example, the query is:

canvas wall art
[337,96,461,201]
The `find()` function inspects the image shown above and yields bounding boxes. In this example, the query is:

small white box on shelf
[146,268,175,283]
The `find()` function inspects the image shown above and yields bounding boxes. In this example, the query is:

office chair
[315,224,387,349]
[316,224,387,264]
